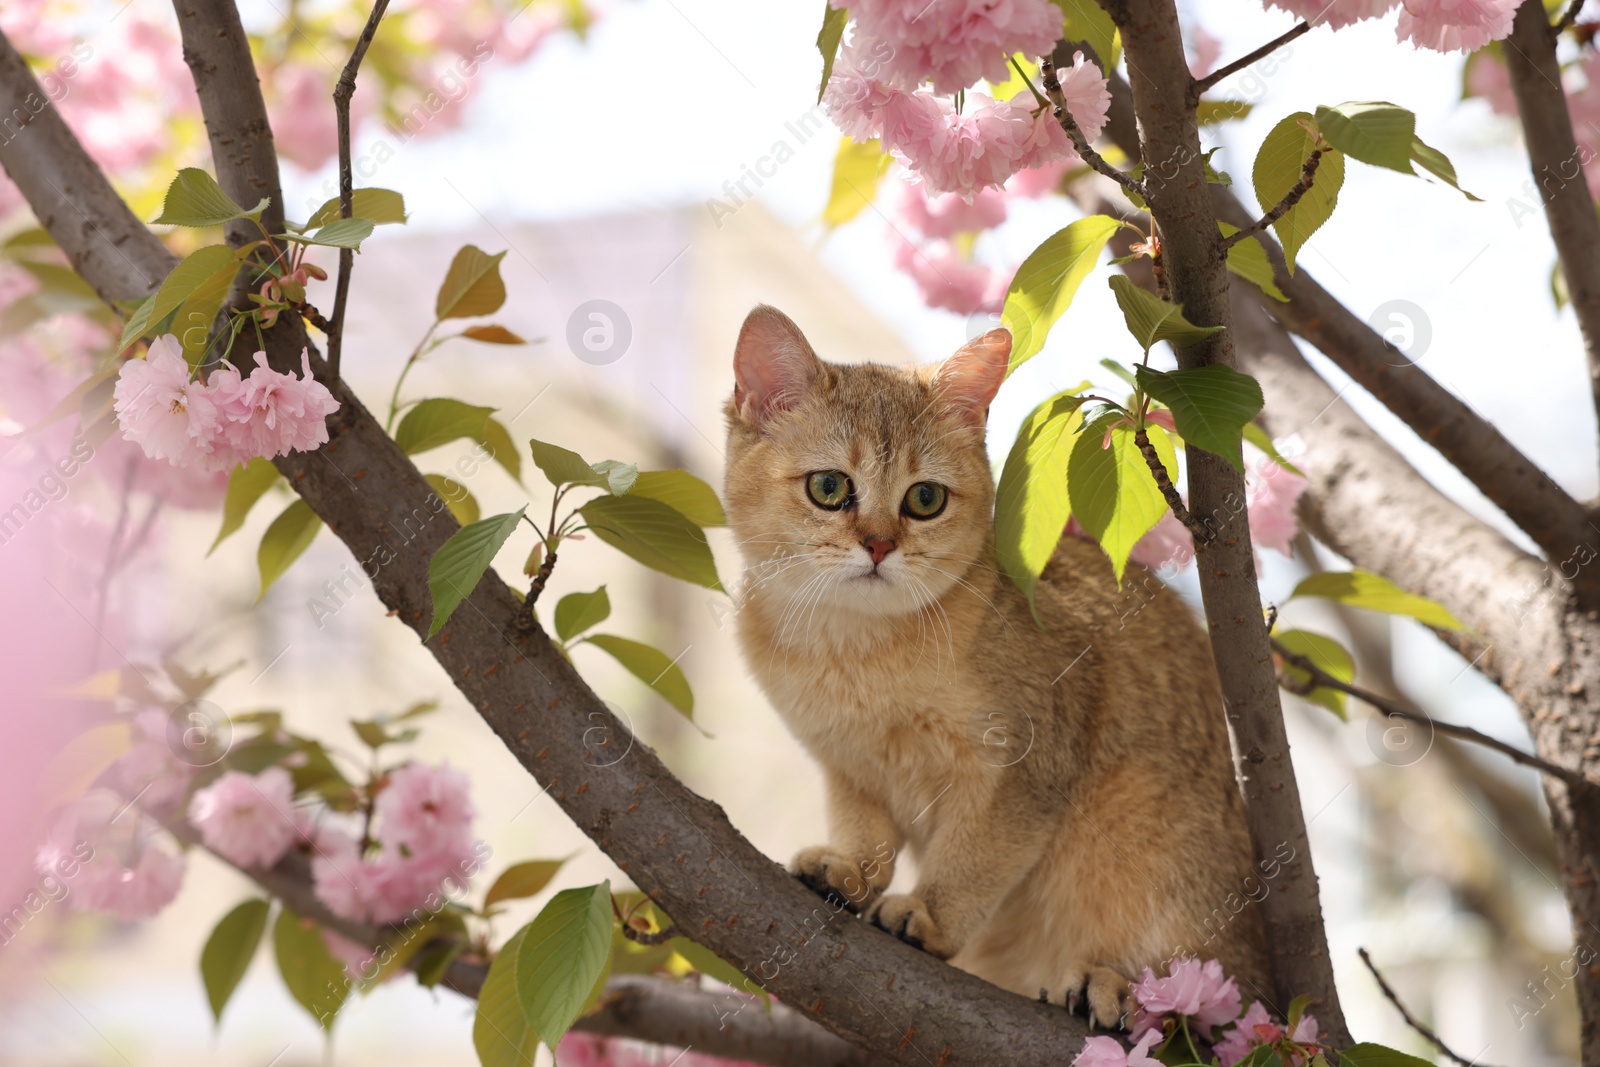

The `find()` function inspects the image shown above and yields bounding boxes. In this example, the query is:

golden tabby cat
[722,305,1272,1025]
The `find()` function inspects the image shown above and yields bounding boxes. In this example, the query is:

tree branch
[1189,22,1310,102]
[1503,0,1600,472]
[1271,637,1597,790]
[9,8,1095,1064]
[1219,150,1320,254]
[326,0,390,384]
[1096,0,1349,1041]
[1133,426,1211,543]
[1357,949,1503,1067]
[1039,52,1145,200]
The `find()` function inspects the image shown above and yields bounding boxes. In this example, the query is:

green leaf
[1068,416,1175,584]
[427,508,526,640]
[150,244,238,340]
[816,3,849,103]
[822,137,892,228]
[475,928,541,1067]
[1197,99,1252,125]
[554,587,611,641]
[484,860,568,910]
[995,389,1089,622]
[201,899,270,1025]
[1134,364,1264,471]
[1289,570,1467,631]
[1338,1043,1440,1067]
[395,399,494,456]
[257,500,323,602]
[481,416,523,482]
[211,457,282,554]
[272,909,349,1031]
[1219,223,1287,302]
[1253,112,1344,275]
[152,168,270,227]
[515,881,614,1054]
[627,469,726,526]
[305,188,407,229]
[1313,101,1415,174]
[1106,275,1225,354]
[528,438,636,493]
[436,245,507,320]
[668,937,769,1003]
[585,634,694,717]
[579,495,722,590]
[1410,134,1481,200]
[1052,0,1120,70]
[118,293,160,353]
[283,217,375,249]
[425,473,481,525]
[1274,629,1354,720]
[1002,215,1122,374]
[1243,423,1304,476]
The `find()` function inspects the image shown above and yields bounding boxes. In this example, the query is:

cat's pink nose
[862,536,896,565]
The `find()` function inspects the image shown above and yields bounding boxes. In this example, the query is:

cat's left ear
[934,328,1011,427]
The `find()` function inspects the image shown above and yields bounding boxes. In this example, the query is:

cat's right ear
[733,305,820,426]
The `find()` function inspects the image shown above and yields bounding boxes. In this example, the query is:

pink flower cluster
[1263,0,1515,52]
[826,47,1110,199]
[893,237,1010,316]
[189,767,302,869]
[35,790,186,921]
[834,0,1063,96]
[1129,434,1308,575]
[112,336,339,472]
[557,1032,764,1067]
[1071,957,1319,1067]
[310,762,481,925]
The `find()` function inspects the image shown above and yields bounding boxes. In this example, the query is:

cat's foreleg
[791,769,902,913]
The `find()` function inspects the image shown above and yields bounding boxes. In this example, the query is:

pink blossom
[1055,50,1113,145]
[1262,0,1398,29]
[188,767,299,869]
[1071,1030,1162,1067]
[213,349,340,462]
[897,181,1008,239]
[1188,27,1223,79]
[893,239,1008,315]
[321,927,394,983]
[839,0,1063,95]
[110,709,194,816]
[1396,0,1517,52]
[374,762,475,856]
[1129,511,1195,574]
[556,1031,767,1067]
[1464,49,1517,117]
[1007,160,1068,197]
[1245,444,1308,557]
[310,826,378,923]
[112,337,224,468]
[1214,1001,1321,1066]
[37,792,186,921]
[1132,956,1243,1031]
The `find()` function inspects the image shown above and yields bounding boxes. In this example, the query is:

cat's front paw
[865,894,957,958]
[791,847,886,912]
[1059,962,1135,1031]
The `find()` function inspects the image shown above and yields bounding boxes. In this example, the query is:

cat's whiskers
[909,554,1013,633]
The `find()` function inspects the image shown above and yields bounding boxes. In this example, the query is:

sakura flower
[1214,1001,1320,1066]
[1007,160,1069,197]
[37,791,186,921]
[839,0,1063,95]
[1054,50,1113,145]
[1071,1030,1163,1067]
[1188,27,1223,79]
[897,182,1008,239]
[1262,0,1398,29]
[213,349,340,462]
[1132,956,1243,1031]
[1246,449,1309,557]
[1464,48,1517,117]
[110,709,195,815]
[374,762,475,856]
[892,239,1009,315]
[188,767,298,869]
[112,336,223,468]
[310,826,378,923]
[1396,0,1517,52]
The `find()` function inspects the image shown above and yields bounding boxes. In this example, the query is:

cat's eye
[903,482,947,519]
[806,470,853,510]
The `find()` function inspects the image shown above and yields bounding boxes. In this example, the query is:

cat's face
[723,306,1008,624]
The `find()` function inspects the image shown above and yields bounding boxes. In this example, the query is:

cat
[721,304,1273,1026]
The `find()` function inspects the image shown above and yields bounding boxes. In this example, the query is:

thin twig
[326,0,391,385]
[1271,637,1597,791]
[515,550,557,632]
[1357,949,1504,1067]
[1040,54,1146,201]
[1190,22,1310,101]
[622,923,683,947]
[299,300,331,334]
[1556,0,1587,35]
[1133,427,1213,545]
[1221,150,1321,254]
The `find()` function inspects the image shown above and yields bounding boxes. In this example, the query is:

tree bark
[1095,0,1349,1041]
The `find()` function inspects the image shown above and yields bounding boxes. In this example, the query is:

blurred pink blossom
[1006,160,1068,198]
[836,0,1062,94]
[1261,0,1397,30]
[1188,27,1223,79]
[1071,1030,1162,1067]
[37,791,185,921]
[896,182,1007,239]
[1396,0,1517,51]
[892,239,1008,315]
[556,1031,769,1067]
[110,709,195,816]
[1464,49,1517,117]
[188,767,298,869]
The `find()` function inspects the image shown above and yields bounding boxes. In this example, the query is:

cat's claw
[864,894,956,959]
[1060,963,1135,1031]
[790,847,882,913]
